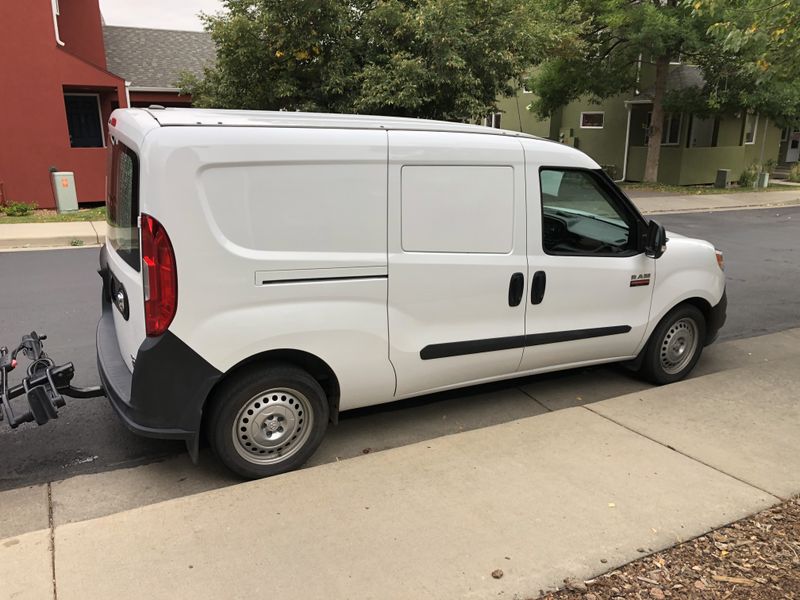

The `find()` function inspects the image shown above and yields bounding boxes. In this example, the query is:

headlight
[715,249,724,271]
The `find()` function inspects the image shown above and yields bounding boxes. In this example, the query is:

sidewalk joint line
[516,386,552,412]
[47,482,57,600]
[582,405,784,502]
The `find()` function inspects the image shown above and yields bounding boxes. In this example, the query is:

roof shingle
[103,26,216,89]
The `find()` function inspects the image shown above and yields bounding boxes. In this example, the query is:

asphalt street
[1,205,798,491]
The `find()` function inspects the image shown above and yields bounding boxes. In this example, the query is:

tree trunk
[643,55,670,183]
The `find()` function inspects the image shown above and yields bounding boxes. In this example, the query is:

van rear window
[107,142,140,271]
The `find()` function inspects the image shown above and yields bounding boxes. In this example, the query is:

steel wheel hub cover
[660,317,699,375]
[232,388,313,464]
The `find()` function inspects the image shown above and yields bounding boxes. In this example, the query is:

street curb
[640,198,800,215]
[0,221,104,250]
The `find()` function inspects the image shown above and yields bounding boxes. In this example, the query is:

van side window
[539,168,632,256]
[107,143,140,271]
[401,165,514,253]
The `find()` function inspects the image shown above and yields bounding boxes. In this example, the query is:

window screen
[401,166,514,253]
[64,95,104,148]
[107,143,140,270]
[580,112,604,128]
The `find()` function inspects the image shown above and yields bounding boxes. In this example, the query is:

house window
[781,127,790,142]
[484,112,502,129]
[645,112,682,145]
[580,112,604,129]
[64,94,104,148]
[743,113,758,145]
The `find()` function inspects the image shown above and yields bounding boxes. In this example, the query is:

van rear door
[104,139,147,371]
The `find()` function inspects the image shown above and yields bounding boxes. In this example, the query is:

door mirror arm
[644,220,667,259]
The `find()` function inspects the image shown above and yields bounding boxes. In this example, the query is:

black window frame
[538,166,647,258]
[107,142,141,271]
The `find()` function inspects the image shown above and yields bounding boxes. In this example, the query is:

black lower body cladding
[705,289,728,345]
[96,274,221,461]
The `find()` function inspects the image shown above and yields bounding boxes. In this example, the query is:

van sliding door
[387,131,528,397]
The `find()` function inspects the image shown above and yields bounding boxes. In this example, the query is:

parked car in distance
[97,108,727,478]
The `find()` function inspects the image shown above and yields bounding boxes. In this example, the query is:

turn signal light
[141,214,177,337]
[715,250,725,271]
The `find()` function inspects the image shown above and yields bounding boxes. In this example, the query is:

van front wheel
[640,304,706,385]
[207,364,329,479]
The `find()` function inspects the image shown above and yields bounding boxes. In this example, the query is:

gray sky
[99,0,225,31]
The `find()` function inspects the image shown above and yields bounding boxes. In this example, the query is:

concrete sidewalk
[2,332,798,599]
[627,188,800,215]
[0,221,105,250]
[1,190,799,250]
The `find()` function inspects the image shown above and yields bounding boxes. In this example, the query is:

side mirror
[645,220,667,259]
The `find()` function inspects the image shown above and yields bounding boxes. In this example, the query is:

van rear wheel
[640,304,706,385]
[207,364,329,479]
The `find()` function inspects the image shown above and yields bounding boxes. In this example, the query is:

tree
[180,0,362,112]
[692,0,800,126]
[181,0,584,123]
[527,0,716,182]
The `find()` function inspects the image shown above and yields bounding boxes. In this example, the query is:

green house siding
[558,97,629,179]
[679,147,746,185]
[498,86,783,184]
[716,117,743,147]
[743,117,783,166]
[496,93,556,138]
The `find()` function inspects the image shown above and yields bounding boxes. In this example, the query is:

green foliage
[690,0,800,125]
[181,0,583,121]
[789,164,800,183]
[527,0,714,117]
[4,202,35,217]
[738,162,773,187]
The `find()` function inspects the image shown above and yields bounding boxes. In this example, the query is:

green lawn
[619,182,788,195]
[0,206,106,224]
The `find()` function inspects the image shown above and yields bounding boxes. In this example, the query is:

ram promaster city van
[97,108,726,478]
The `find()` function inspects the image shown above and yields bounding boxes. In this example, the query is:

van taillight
[141,214,177,337]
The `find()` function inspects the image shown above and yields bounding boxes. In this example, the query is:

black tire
[206,363,329,479]
[639,304,706,385]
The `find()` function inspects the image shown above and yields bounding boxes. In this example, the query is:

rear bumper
[97,251,222,458]
[705,288,727,345]
[97,300,198,441]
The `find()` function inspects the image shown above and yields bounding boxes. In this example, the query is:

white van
[98,108,726,478]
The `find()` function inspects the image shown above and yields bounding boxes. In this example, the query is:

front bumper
[97,255,222,460]
[704,288,727,345]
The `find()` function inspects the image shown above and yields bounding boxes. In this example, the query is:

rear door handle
[508,272,524,307]
[531,270,546,305]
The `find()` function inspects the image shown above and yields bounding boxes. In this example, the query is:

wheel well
[204,349,341,428]
[625,296,714,372]
[682,297,712,328]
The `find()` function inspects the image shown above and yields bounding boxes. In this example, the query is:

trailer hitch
[0,331,104,429]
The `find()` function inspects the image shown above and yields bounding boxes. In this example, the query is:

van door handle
[508,272,524,307]
[531,271,546,305]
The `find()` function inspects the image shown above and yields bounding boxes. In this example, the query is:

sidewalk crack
[582,405,783,502]
[47,482,57,600]
[89,222,101,246]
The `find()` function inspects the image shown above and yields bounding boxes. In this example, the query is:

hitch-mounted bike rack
[0,331,104,429]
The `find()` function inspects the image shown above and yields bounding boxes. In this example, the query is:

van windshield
[107,142,140,271]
